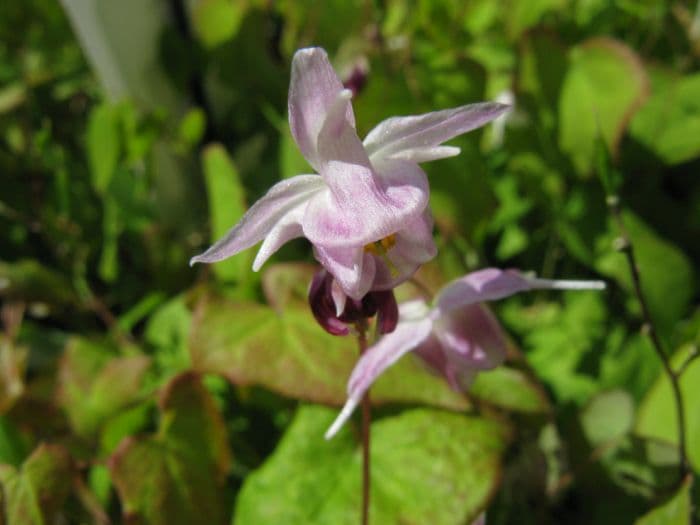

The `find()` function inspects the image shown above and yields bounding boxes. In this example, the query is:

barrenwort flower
[308,268,398,336]
[325,268,605,439]
[190,47,509,300]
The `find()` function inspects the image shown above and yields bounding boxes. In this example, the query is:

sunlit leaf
[630,69,700,165]
[235,405,509,525]
[559,38,648,174]
[193,0,246,49]
[580,389,634,446]
[635,344,700,472]
[201,144,250,282]
[87,103,121,195]
[635,475,692,525]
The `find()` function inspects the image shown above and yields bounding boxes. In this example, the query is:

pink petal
[252,204,305,271]
[414,306,507,393]
[190,175,323,266]
[288,48,355,171]
[313,244,376,300]
[434,268,605,315]
[302,159,429,249]
[363,102,510,165]
[436,304,507,370]
[325,316,434,439]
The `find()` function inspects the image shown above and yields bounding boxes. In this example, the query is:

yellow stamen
[363,234,399,277]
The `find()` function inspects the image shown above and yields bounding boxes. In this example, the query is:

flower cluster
[190,48,508,301]
[191,47,605,440]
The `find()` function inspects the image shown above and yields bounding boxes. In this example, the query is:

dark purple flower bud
[308,269,399,336]
[361,290,398,334]
[342,57,369,97]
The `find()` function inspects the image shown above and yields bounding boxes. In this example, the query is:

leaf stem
[356,318,371,525]
[606,196,689,479]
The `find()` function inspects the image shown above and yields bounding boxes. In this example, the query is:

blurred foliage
[1,0,699,523]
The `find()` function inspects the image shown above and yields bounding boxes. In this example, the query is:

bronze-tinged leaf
[0,444,73,525]
[188,292,469,411]
[109,373,231,525]
[57,337,151,439]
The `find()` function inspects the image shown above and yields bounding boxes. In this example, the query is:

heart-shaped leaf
[189,293,470,411]
[235,405,509,525]
[109,372,231,525]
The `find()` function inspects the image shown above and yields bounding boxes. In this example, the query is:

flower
[308,268,398,336]
[190,47,509,300]
[325,268,605,439]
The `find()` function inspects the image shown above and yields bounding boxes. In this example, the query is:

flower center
[364,234,398,277]
[363,234,396,255]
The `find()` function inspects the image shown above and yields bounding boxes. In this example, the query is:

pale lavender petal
[412,333,462,389]
[190,175,324,266]
[434,268,605,316]
[325,317,434,439]
[330,279,347,316]
[302,158,429,248]
[252,203,305,271]
[386,145,461,164]
[313,244,376,300]
[363,102,510,164]
[436,304,507,371]
[288,48,355,170]
[371,208,436,291]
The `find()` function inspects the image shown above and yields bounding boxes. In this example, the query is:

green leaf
[501,292,607,405]
[178,108,206,149]
[144,295,193,375]
[189,293,469,411]
[595,210,694,334]
[634,475,692,525]
[0,259,78,308]
[192,0,247,49]
[98,196,121,283]
[470,366,551,414]
[559,38,648,174]
[109,373,231,525]
[580,389,634,447]
[0,336,26,414]
[630,69,700,165]
[505,0,566,38]
[635,344,700,472]
[87,103,121,195]
[235,405,509,525]
[201,144,249,282]
[58,338,151,439]
[0,444,73,524]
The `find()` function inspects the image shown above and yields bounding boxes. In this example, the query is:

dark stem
[607,196,689,479]
[355,318,371,525]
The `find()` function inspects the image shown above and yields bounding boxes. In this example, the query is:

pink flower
[325,269,605,439]
[190,47,509,300]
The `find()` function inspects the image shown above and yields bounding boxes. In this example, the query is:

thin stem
[355,318,371,525]
[607,196,689,479]
[676,345,700,378]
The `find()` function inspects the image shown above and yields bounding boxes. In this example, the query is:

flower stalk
[356,318,371,525]
[606,195,690,480]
